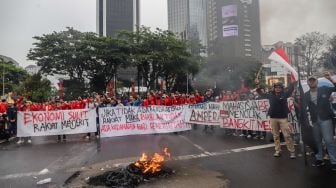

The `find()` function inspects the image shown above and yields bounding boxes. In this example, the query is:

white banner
[219,99,272,132]
[223,25,239,37]
[222,5,237,18]
[185,102,220,125]
[17,108,97,137]
[99,106,191,137]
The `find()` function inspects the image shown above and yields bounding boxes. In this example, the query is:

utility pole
[2,63,4,97]
[186,71,189,94]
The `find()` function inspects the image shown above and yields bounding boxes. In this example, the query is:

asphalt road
[0,126,335,188]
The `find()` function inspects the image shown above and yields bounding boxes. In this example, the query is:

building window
[244,39,251,42]
[244,43,251,47]
[245,53,252,56]
[244,34,251,37]
[245,48,252,52]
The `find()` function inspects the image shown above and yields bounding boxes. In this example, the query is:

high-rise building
[207,0,261,60]
[168,0,208,54]
[97,0,140,37]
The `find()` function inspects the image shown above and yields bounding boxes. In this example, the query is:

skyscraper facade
[168,0,208,54]
[96,0,140,37]
[207,0,261,60]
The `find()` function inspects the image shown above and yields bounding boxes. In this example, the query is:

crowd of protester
[0,88,271,143]
[1,74,336,171]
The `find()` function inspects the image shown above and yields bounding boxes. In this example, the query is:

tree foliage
[321,35,336,69]
[16,74,51,102]
[27,27,92,81]
[295,32,328,77]
[118,27,203,91]
[27,27,204,95]
[0,58,28,95]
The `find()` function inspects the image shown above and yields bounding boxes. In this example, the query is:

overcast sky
[0,0,335,67]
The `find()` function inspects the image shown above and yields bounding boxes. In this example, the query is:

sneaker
[239,134,246,137]
[247,134,252,139]
[312,160,325,167]
[290,152,296,159]
[96,135,99,139]
[27,139,32,144]
[253,136,259,140]
[260,136,265,140]
[85,136,90,139]
[273,151,281,157]
[323,154,330,160]
[17,139,23,144]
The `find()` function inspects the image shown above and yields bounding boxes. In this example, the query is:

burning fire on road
[88,148,174,187]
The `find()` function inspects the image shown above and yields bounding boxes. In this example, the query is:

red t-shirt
[164,97,172,106]
[0,103,7,113]
[142,99,149,107]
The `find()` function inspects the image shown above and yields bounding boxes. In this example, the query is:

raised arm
[324,72,336,93]
[284,81,297,98]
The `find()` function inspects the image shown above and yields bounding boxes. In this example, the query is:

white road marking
[0,143,279,180]
[87,143,278,174]
[179,135,211,155]
[0,171,45,180]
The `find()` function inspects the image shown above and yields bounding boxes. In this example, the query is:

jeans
[312,118,336,164]
[8,122,17,136]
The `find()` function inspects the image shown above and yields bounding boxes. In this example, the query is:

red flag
[268,48,298,81]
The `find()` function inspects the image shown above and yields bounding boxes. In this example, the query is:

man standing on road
[203,89,215,131]
[304,73,336,170]
[256,80,296,158]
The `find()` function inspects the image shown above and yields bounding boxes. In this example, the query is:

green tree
[16,74,51,102]
[27,27,97,82]
[295,32,328,77]
[0,58,28,95]
[85,35,130,93]
[321,35,336,69]
[118,27,203,91]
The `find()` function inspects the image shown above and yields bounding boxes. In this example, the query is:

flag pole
[297,64,308,166]
[256,64,264,80]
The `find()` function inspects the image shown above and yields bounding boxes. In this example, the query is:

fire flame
[134,147,171,174]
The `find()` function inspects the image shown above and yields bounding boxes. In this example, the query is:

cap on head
[273,82,284,88]
[308,76,317,81]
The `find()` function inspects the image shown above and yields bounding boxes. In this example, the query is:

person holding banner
[256,80,296,158]
[203,89,215,131]
[304,73,336,170]
[17,101,32,144]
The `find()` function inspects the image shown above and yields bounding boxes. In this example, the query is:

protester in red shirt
[148,92,156,106]
[142,98,149,107]
[155,95,162,105]
[179,93,187,105]
[0,99,7,114]
[195,91,204,103]
[162,94,172,106]
[171,93,179,105]
[17,101,33,144]
[188,94,197,104]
